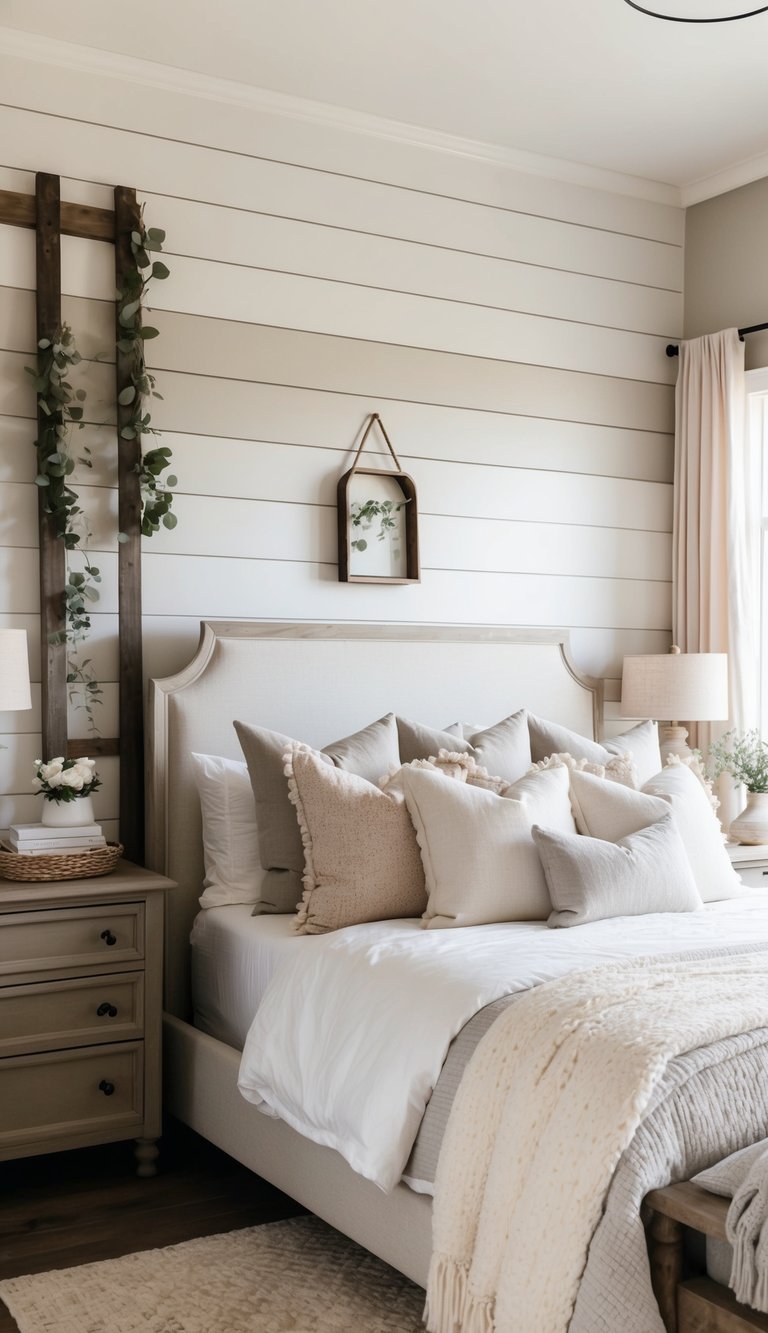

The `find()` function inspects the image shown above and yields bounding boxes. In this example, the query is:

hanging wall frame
[337,413,420,584]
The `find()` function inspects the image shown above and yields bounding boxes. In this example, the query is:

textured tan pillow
[535,813,702,928]
[286,746,427,935]
[396,711,531,784]
[400,763,575,927]
[234,713,400,914]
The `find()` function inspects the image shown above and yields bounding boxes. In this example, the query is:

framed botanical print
[337,414,420,584]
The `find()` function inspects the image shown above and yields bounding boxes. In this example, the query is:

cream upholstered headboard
[147,621,602,1017]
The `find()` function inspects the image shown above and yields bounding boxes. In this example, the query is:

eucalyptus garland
[116,216,177,535]
[26,323,103,734]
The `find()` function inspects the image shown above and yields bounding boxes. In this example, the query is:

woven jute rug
[0,1215,426,1333]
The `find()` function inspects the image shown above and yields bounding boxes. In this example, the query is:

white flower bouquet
[32,756,102,804]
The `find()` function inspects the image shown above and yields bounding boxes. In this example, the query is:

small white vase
[729,791,768,846]
[41,794,95,828]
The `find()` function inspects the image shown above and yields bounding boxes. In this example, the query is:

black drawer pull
[96,1002,118,1018]
[98,1080,115,1097]
[100,929,117,947]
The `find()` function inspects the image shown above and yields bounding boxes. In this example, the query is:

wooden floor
[0,1118,305,1332]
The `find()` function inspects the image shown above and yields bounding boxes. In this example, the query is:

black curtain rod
[666,322,768,357]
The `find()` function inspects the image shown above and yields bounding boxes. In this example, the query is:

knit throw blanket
[426,949,768,1333]
[728,1143,768,1312]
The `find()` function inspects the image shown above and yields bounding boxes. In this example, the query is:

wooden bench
[646,1182,768,1332]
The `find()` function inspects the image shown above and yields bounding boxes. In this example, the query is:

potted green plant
[709,728,768,844]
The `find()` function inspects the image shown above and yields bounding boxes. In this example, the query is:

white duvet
[238,892,768,1192]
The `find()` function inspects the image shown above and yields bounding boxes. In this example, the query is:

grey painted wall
[685,176,768,370]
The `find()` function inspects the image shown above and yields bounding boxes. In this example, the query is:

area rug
[0,1215,426,1333]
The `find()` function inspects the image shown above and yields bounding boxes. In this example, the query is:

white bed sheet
[191,907,317,1048]
[238,892,768,1191]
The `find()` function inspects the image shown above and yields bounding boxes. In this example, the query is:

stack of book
[7,821,106,856]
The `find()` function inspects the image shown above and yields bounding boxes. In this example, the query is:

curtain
[673,327,760,825]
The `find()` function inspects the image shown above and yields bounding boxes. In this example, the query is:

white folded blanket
[728,1143,768,1312]
[427,948,768,1333]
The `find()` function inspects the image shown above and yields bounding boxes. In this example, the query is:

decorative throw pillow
[234,713,400,914]
[285,746,426,935]
[568,765,745,902]
[400,763,575,927]
[528,715,662,786]
[396,711,531,784]
[191,752,268,909]
[535,813,702,928]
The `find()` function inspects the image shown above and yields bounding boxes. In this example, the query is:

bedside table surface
[0,860,175,910]
[727,843,768,865]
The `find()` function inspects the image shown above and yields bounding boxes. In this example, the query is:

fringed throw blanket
[728,1143,768,1312]
[427,949,768,1333]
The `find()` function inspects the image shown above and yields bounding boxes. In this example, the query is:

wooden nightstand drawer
[0,1042,144,1150]
[0,903,144,979]
[0,972,144,1055]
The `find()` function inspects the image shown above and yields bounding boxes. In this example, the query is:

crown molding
[681,147,768,206]
[0,25,682,208]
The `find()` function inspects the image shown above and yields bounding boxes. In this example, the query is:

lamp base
[659,724,691,765]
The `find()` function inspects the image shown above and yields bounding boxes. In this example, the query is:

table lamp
[0,629,31,714]
[620,645,729,763]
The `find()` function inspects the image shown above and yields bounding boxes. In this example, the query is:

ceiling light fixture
[624,0,768,19]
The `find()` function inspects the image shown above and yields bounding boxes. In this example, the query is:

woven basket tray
[0,842,124,883]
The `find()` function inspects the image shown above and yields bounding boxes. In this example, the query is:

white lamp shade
[0,629,32,711]
[620,651,729,722]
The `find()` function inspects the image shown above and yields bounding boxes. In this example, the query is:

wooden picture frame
[337,414,420,584]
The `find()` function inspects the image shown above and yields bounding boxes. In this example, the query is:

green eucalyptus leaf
[118,386,136,405]
[35,474,50,486]
[162,511,178,529]
[151,261,170,280]
[117,531,129,544]
[37,338,51,349]
[139,326,160,339]
[166,474,177,487]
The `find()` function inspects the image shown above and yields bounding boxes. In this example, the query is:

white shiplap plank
[140,553,670,632]
[0,201,682,338]
[0,106,682,290]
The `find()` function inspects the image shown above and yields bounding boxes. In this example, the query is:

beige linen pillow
[535,812,702,928]
[286,746,426,935]
[400,763,575,927]
[234,713,400,914]
[396,711,531,784]
[569,765,745,903]
[528,715,661,786]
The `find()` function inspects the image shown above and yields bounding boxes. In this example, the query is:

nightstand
[727,842,768,890]
[0,860,174,1176]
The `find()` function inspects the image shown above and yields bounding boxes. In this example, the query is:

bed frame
[147,620,602,1286]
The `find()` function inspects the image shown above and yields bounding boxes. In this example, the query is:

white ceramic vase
[41,794,95,828]
[729,790,768,846]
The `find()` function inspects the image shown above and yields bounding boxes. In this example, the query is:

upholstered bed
[150,619,603,1283]
[148,620,768,1329]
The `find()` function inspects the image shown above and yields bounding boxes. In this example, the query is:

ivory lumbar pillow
[528,715,662,786]
[400,763,575,927]
[286,746,427,935]
[191,752,268,909]
[569,765,745,903]
[396,711,531,785]
[534,813,702,928]
[234,713,400,914]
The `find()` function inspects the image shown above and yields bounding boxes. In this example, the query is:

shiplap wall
[0,50,682,834]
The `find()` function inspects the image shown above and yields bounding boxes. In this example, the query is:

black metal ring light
[624,0,768,18]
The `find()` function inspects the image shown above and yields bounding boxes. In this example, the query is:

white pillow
[191,752,268,909]
[569,765,745,903]
[534,813,702,928]
[400,763,575,927]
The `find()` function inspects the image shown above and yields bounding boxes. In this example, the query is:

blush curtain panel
[673,327,760,824]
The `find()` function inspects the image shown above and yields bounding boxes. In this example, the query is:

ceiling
[3,0,768,192]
